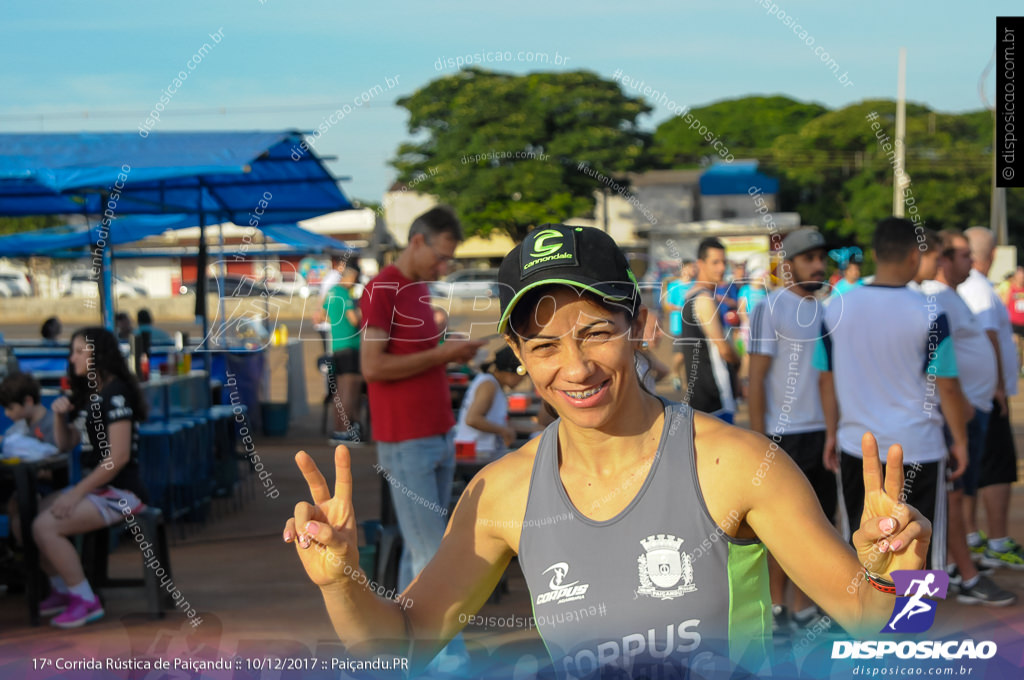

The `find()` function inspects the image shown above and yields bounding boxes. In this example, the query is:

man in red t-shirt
[360,205,483,591]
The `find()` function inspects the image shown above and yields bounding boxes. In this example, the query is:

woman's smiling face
[510,287,644,431]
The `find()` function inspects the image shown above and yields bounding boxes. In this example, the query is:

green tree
[764,100,996,246]
[391,68,652,241]
[650,95,827,167]
[648,95,1024,250]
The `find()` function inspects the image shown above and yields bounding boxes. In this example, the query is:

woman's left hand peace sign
[852,433,932,580]
[283,446,361,587]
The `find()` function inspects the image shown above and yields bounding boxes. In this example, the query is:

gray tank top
[519,399,770,679]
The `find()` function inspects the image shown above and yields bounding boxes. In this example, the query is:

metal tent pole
[196,210,209,348]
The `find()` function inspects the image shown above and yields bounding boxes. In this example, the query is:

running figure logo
[536,562,590,605]
[543,562,578,591]
[883,570,949,634]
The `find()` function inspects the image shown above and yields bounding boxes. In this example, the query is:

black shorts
[840,452,946,569]
[1012,324,1024,337]
[979,398,1018,488]
[331,348,361,376]
[777,430,836,522]
[945,409,989,496]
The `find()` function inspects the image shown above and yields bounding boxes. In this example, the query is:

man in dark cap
[748,227,835,632]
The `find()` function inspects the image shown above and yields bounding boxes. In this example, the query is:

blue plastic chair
[169,414,214,524]
[137,421,185,537]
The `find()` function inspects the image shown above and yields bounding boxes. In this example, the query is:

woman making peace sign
[285,225,930,678]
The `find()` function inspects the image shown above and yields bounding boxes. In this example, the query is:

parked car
[0,271,32,297]
[261,271,311,299]
[429,268,500,299]
[179,275,287,298]
[61,271,147,298]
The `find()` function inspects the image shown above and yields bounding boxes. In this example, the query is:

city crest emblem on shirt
[637,534,696,601]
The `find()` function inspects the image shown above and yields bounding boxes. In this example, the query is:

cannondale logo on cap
[521,227,578,275]
[530,229,564,258]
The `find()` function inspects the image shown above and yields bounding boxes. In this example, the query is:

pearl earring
[516,365,526,376]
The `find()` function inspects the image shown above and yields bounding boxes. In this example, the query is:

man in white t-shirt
[815,217,969,570]
[958,226,1024,569]
[748,227,837,630]
[915,229,1014,605]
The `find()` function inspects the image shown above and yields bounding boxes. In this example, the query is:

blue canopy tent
[0,214,196,255]
[0,131,353,337]
[0,214,354,355]
[260,224,355,253]
[0,215,353,257]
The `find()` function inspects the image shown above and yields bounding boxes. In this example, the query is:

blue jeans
[377,431,455,591]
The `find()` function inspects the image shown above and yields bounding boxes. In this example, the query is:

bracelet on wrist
[864,569,897,594]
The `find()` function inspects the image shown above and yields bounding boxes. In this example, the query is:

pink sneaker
[38,591,71,616]
[50,594,104,628]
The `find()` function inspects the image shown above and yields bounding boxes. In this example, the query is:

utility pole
[894,48,907,217]
[991,119,1009,245]
[979,44,1008,245]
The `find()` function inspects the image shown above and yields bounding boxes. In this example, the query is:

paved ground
[1,324,1023,678]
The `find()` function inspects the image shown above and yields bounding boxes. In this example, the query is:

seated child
[0,372,66,557]
[0,372,62,456]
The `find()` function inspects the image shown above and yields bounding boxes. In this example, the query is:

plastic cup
[508,394,529,412]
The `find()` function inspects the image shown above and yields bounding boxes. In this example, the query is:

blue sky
[1,1,1016,201]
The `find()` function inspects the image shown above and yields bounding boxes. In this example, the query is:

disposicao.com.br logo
[831,570,997,661]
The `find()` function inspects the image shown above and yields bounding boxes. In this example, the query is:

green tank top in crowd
[325,284,360,352]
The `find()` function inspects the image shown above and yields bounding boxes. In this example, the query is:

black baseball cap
[497,224,640,334]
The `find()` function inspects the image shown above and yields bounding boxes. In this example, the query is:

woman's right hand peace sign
[283,445,360,587]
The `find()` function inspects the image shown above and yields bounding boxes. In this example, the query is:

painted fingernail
[878,540,889,553]
[299,534,311,549]
[283,530,294,542]
[890,539,903,551]
[305,521,320,535]
[880,518,895,533]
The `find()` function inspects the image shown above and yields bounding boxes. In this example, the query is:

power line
[663,148,994,170]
